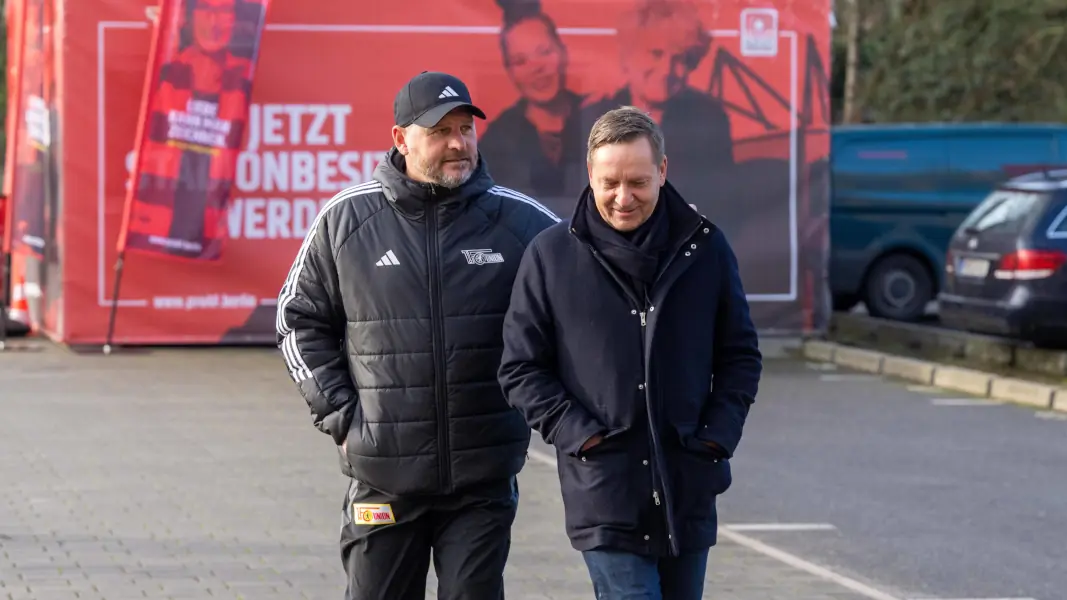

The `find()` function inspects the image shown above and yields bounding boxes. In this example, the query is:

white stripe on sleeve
[489,185,561,222]
[282,331,312,382]
[276,181,383,336]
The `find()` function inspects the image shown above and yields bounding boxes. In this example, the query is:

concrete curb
[933,366,994,398]
[881,356,936,386]
[990,378,1055,410]
[802,340,836,362]
[1053,389,1067,413]
[834,347,885,374]
[802,339,1067,412]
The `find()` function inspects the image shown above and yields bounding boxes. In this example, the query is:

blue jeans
[581,548,710,599]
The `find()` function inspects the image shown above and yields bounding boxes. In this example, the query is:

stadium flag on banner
[116,0,271,261]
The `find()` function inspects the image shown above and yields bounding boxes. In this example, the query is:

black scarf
[581,188,671,303]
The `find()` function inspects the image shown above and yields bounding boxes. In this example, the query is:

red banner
[116,0,270,261]
[1,0,26,253]
[41,0,830,345]
[4,0,52,258]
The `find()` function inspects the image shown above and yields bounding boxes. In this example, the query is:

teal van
[829,123,1067,321]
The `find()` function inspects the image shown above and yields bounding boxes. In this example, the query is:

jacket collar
[373,147,495,220]
[570,179,704,248]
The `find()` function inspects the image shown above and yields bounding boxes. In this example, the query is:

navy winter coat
[498,183,762,556]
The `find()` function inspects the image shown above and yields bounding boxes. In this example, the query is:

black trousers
[340,476,519,600]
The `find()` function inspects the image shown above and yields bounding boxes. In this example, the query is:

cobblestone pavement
[1,343,875,599]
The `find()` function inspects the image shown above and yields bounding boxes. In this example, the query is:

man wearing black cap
[276,71,559,599]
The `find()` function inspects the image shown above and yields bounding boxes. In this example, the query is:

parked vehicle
[829,122,1067,321]
[938,170,1067,346]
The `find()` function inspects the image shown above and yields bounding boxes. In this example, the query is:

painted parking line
[904,593,1037,597]
[526,447,905,600]
[723,523,837,532]
[717,527,904,600]
[929,398,1003,407]
[806,362,839,371]
[908,385,946,394]
[819,373,882,383]
[1035,410,1067,421]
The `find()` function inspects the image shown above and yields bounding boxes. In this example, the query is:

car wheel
[864,254,933,322]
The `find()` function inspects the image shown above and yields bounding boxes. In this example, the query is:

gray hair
[586,106,666,164]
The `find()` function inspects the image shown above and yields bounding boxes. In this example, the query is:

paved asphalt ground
[1,339,1063,599]
[719,358,1067,600]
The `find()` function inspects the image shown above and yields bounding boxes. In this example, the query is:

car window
[1048,204,1067,239]
[958,189,1047,235]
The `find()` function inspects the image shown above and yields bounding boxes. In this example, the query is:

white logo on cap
[438,86,459,99]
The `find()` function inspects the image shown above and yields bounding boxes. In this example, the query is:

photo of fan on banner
[4,0,55,260]
[116,0,270,261]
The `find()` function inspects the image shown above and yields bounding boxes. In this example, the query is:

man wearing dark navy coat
[498,106,762,599]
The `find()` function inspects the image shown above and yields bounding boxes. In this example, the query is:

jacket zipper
[583,245,667,543]
[427,186,452,493]
[637,293,670,550]
[578,219,705,556]
[645,220,704,556]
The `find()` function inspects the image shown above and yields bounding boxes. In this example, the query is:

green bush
[836,0,1067,123]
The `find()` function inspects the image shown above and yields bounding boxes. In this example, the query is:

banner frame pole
[1,0,30,352]
[102,250,125,355]
[0,244,10,351]
[104,0,170,354]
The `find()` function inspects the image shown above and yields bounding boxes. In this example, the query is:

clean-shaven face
[587,136,667,231]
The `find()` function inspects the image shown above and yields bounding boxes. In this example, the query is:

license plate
[957,257,990,278]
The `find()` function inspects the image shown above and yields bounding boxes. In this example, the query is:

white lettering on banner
[167,98,232,148]
[25,96,51,147]
[147,235,203,252]
[246,103,352,151]
[236,150,372,193]
[227,197,334,240]
[122,103,390,241]
[230,144,387,240]
[151,293,259,310]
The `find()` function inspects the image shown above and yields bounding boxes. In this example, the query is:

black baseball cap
[394,71,487,127]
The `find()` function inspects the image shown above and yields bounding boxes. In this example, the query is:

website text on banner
[116,0,271,263]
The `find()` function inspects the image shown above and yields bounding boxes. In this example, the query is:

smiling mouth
[530,74,555,91]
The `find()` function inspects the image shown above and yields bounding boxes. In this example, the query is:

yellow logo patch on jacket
[352,503,396,525]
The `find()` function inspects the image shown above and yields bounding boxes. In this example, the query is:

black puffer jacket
[277,148,559,496]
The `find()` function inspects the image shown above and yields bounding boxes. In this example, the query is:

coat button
[690,244,697,249]
[703,228,710,234]
[631,309,637,315]
[685,251,691,256]
[581,456,586,462]
[638,383,645,390]
[644,535,650,541]
[642,460,648,465]
[649,306,655,312]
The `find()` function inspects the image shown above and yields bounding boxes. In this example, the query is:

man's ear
[391,125,408,154]
[659,155,668,186]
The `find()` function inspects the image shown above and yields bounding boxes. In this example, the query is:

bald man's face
[621,26,693,105]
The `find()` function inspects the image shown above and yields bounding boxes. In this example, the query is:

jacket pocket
[343,403,367,462]
[558,429,650,532]
[668,423,732,521]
